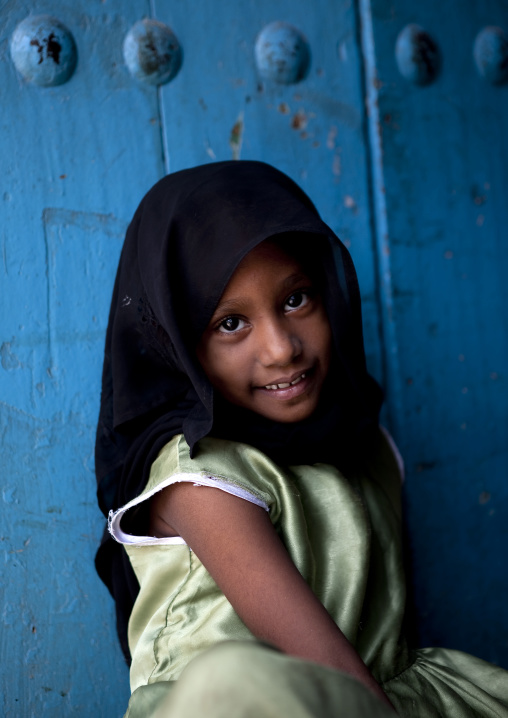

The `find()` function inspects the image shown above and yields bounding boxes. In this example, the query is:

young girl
[95,161,508,717]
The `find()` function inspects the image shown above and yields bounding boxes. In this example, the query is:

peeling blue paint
[2,2,507,716]
[10,15,77,87]
[255,22,310,84]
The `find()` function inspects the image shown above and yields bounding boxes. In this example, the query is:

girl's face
[197,240,332,423]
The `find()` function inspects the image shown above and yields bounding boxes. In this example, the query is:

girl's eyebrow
[281,272,310,289]
[212,298,246,317]
[211,273,311,319]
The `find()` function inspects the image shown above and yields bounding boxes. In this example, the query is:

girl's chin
[251,393,321,423]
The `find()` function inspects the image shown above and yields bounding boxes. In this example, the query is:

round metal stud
[474,27,508,85]
[123,19,182,86]
[255,22,310,84]
[395,24,440,85]
[10,15,77,87]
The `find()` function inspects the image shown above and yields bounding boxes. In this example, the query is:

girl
[95,161,508,717]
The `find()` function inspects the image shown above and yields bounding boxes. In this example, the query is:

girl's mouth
[255,368,315,402]
[263,372,306,391]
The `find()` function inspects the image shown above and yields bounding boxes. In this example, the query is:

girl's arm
[150,483,395,711]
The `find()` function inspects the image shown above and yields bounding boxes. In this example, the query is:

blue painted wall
[1,2,157,714]
[364,0,508,663]
[1,1,506,714]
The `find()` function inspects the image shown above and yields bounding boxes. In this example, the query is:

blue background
[1,1,507,714]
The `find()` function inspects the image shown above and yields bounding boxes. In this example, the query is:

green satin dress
[109,430,508,717]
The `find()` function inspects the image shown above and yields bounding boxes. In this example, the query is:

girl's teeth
[264,373,306,390]
[291,373,305,385]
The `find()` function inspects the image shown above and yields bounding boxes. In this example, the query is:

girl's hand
[150,483,395,711]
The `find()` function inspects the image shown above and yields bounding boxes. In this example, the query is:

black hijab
[95,160,382,662]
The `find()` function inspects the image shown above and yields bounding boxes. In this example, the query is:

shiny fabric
[120,430,508,717]
[125,642,396,718]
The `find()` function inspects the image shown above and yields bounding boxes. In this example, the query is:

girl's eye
[284,290,310,311]
[217,316,246,333]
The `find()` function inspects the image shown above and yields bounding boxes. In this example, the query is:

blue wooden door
[1,1,507,715]
[364,0,508,664]
[1,2,159,714]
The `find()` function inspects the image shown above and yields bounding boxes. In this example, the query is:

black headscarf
[94,160,382,662]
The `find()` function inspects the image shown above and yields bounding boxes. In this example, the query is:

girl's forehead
[208,242,310,320]
[224,240,306,286]
[239,239,302,266]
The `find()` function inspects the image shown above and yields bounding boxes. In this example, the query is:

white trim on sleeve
[108,472,270,547]
[380,425,405,483]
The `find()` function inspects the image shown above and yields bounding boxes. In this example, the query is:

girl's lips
[263,371,307,391]
[255,368,314,401]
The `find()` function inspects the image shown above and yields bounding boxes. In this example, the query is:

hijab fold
[94,160,382,662]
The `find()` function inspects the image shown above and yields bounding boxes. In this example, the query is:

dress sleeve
[108,434,280,547]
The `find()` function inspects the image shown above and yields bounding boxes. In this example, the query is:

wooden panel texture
[1,1,161,714]
[364,0,508,664]
[0,1,381,714]
[1,0,506,715]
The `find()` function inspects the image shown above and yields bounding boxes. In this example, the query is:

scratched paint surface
[366,0,508,664]
[0,1,383,713]
[0,2,385,714]
[0,1,164,714]
[2,0,507,715]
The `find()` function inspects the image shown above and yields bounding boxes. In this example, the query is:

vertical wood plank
[0,1,161,713]
[363,0,508,665]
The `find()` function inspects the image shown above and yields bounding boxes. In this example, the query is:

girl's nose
[258,319,302,367]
